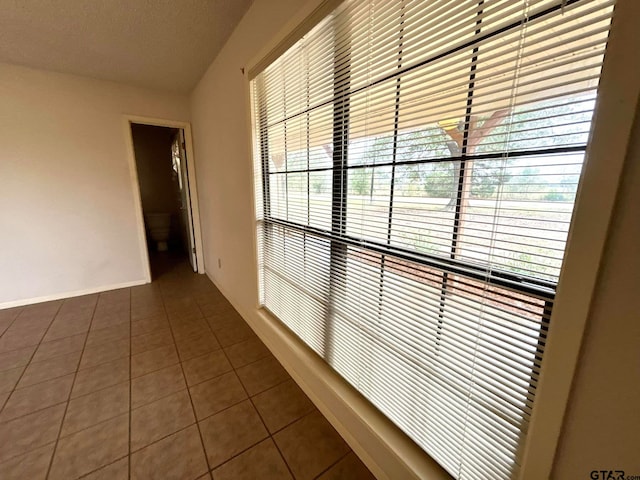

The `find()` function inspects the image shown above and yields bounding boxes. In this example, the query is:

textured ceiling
[0,0,254,92]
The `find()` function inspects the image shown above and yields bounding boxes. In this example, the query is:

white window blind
[251,1,614,478]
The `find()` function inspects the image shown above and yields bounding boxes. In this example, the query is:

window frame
[246,1,640,479]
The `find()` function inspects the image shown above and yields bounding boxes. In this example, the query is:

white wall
[191,0,317,310]
[0,63,190,307]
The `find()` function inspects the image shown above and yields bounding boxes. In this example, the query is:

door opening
[129,122,199,277]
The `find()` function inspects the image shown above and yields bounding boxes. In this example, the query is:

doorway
[126,118,203,280]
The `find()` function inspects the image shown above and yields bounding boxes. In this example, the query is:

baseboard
[0,279,149,310]
[204,269,448,480]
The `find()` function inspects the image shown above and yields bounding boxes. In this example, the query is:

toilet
[145,213,171,251]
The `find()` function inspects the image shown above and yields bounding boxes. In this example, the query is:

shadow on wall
[131,123,186,255]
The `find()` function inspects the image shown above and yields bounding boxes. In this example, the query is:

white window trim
[520,1,640,478]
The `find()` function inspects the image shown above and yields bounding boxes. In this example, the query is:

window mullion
[379,3,406,319]
[437,0,485,351]
[326,16,351,363]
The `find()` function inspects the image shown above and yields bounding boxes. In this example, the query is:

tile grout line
[129,418,193,455]
[194,302,298,480]
[195,289,362,480]
[76,454,128,479]
[1,268,365,479]
[196,294,352,479]
[313,450,352,480]
[44,295,101,480]
[0,307,24,338]
[4,351,95,396]
[0,370,199,465]
[0,302,64,414]
[157,284,215,477]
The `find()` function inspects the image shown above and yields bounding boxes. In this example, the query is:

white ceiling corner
[0,0,254,92]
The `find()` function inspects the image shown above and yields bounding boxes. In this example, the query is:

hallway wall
[0,62,190,307]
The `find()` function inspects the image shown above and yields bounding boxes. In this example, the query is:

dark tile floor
[0,256,375,479]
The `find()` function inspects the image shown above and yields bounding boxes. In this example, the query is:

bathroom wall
[130,124,184,252]
[0,62,190,307]
[131,124,179,215]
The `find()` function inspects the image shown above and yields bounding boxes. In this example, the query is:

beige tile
[212,439,293,480]
[204,306,243,330]
[4,322,49,343]
[72,357,129,398]
[131,328,173,355]
[86,322,130,346]
[21,300,62,318]
[98,288,129,303]
[131,364,186,409]
[197,299,229,318]
[252,379,315,433]
[171,319,210,341]
[131,425,208,480]
[0,390,10,407]
[131,314,169,337]
[236,356,290,396]
[318,452,376,480]
[182,350,232,386]
[90,311,130,330]
[167,309,203,323]
[274,411,350,480]
[0,373,74,421]
[97,305,129,324]
[175,332,221,361]
[0,403,65,463]
[61,382,129,437]
[189,371,247,420]
[199,399,268,468]
[49,413,129,480]
[132,343,179,378]
[131,306,164,322]
[94,301,129,316]
[17,350,81,388]
[54,306,92,319]
[43,317,91,342]
[214,323,256,348]
[164,297,197,311]
[224,337,271,368]
[32,333,86,363]
[207,315,242,333]
[0,306,22,325]
[0,346,35,372]
[0,331,42,353]
[62,295,97,310]
[131,389,195,451]
[82,457,129,479]
[0,366,24,393]
[79,338,129,370]
[0,442,55,480]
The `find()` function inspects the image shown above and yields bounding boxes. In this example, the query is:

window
[251,1,614,478]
